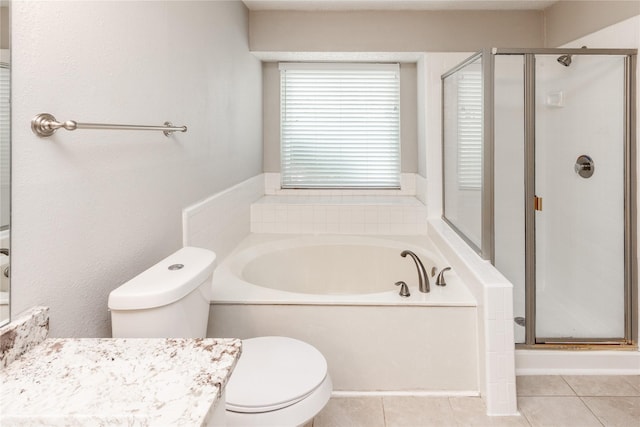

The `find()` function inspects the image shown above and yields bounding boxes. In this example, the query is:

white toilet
[108,247,332,427]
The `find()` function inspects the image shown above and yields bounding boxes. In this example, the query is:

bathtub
[209,234,479,394]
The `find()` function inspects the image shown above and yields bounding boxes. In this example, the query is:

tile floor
[312,375,640,427]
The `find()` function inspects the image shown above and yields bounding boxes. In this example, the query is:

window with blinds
[457,68,482,190]
[280,63,400,189]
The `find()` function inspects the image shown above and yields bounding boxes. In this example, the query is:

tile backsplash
[183,175,264,262]
[251,194,428,235]
[184,173,430,251]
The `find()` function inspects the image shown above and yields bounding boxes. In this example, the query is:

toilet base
[225,374,332,427]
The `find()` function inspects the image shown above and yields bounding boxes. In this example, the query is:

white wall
[10,1,262,338]
[544,1,640,47]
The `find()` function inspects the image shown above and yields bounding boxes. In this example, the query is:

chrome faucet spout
[400,250,430,293]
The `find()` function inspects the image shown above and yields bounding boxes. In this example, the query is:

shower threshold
[516,341,637,351]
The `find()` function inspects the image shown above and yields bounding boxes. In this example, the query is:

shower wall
[493,56,526,343]
[559,14,640,345]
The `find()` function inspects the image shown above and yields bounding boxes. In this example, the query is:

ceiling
[243,0,558,11]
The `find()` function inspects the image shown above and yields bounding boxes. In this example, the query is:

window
[280,63,400,189]
[456,68,482,190]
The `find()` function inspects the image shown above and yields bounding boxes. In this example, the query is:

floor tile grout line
[519,409,534,427]
[621,375,640,394]
[560,375,579,397]
[445,396,458,427]
[578,396,606,427]
[381,395,387,427]
[562,375,640,398]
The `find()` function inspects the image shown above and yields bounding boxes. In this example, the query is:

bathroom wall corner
[415,174,428,205]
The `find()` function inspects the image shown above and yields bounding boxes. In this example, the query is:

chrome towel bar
[31,113,187,137]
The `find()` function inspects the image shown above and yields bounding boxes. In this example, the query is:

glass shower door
[534,54,627,341]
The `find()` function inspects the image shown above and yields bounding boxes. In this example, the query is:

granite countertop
[0,337,241,426]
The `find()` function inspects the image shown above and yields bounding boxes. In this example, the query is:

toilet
[108,247,332,427]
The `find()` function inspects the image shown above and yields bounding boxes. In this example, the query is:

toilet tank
[108,247,216,338]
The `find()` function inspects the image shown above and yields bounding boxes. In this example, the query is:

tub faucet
[436,267,451,286]
[400,250,430,293]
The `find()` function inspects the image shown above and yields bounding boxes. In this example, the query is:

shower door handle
[534,196,543,211]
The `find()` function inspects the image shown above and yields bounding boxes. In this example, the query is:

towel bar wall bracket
[31,113,187,137]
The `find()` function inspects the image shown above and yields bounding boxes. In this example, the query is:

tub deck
[211,233,476,307]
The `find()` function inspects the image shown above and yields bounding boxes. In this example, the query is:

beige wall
[545,1,640,47]
[400,63,418,173]
[1,7,8,50]
[250,10,544,53]
[263,62,280,172]
[263,62,417,173]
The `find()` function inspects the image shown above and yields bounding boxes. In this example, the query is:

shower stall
[442,48,637,347]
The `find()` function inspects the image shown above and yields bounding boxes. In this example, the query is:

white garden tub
[209,234,479,393]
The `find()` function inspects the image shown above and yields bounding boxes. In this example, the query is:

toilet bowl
[108,247,332,427]
[225,336,332,427]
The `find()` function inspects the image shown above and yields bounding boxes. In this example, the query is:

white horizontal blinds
[280,63,400,188]
[457,67,482,190]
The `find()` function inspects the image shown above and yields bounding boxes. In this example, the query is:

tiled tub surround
[0,306,49,368]
[428,219,518,416]
[256,173,429,235]
[251,196,428,235]
[182,173,428,266]
[0,338,241,426]
[182,174,264,261]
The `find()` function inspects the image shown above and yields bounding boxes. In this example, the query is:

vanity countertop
[0,337,241,426]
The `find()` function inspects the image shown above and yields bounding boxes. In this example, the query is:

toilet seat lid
[225,336,328,413]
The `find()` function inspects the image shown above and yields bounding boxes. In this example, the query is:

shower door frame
[442,48,638,347]
[440,49,495,259]
[493,48,638,347]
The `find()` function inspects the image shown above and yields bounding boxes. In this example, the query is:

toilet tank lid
[108,247,216,310]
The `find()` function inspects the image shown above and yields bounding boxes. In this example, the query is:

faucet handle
[395,281,411,297]
[435,267,451,286]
